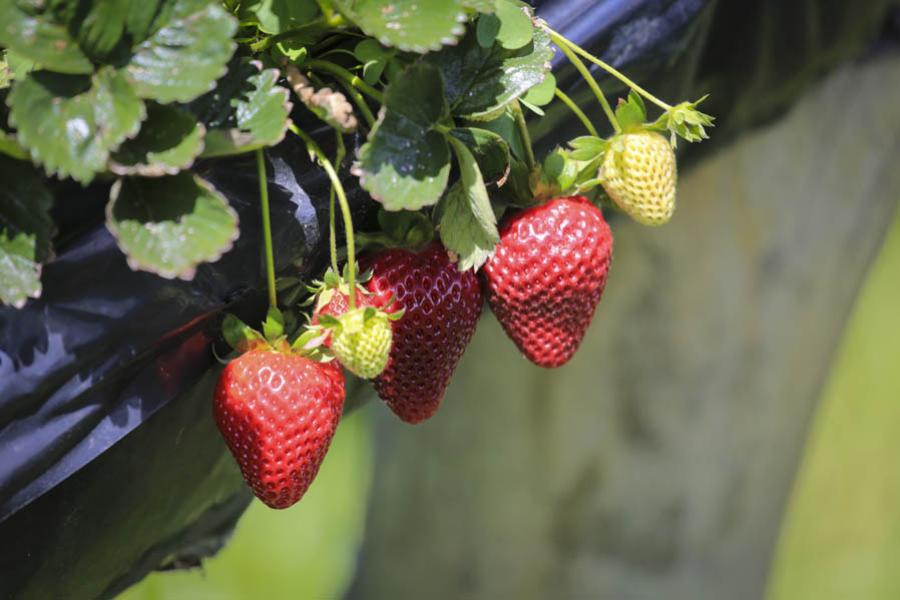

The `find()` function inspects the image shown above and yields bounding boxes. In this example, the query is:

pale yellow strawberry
[601,131,677,226]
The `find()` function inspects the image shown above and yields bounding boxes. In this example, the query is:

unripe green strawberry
[330,307,393,378]
[601,131,677,226]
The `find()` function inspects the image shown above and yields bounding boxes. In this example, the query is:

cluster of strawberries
[213,126,680,509]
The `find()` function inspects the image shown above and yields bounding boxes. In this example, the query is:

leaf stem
[543,24,673,112]
[547,30,620,134]
[553,88,598,137]
[511,101,537,172]
[255,149,278,309]
[288,122,357,309]
[308,59,384,104]
[249,18,336,52]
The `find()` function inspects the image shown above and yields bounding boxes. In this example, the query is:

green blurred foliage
[118,406,374,600]
[767,208,900,599]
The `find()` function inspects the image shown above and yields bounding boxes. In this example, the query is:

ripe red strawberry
[213,349,345,509]
[360,241,483,423]
[481,196,613,368]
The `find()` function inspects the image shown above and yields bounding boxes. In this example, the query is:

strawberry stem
[327,133,346,274]
[547,29,620,135]
[289,121,357,309]
[554,88,598,137]
[255,149,278,309]
[511,100,537,172]
[543,24,673,112]
[307,59,384,104]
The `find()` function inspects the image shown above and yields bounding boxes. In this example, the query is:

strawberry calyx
[221,307,337,364]
[356,209,435,253]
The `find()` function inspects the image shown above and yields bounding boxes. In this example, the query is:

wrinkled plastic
[1,0,897,596]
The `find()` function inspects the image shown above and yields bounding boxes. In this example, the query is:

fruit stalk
[553,88,598,137]
[511,100,537,172]
[543,24,673,112]
[255,149,278,308]
[546,29,620,134]
[289,122,358,308]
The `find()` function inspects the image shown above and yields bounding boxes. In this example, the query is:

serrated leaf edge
[105,175,240,280]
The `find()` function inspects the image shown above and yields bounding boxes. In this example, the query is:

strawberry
[601,131,677,226]
[481,196,613,368]
[329,306,393,378]
[213,349,345,509]
[360,241,483,423]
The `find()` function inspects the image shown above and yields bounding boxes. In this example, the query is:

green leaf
[0,50,11,89]
[355,39,392,85]
[476,13,500,48]
[0,156,54,308]
[429,26,553,121]
[522,72,555,106]
[461,0,496,10]
[494,0,532,49]
[125,0,163,42]
[615,89,647,131]
[8,67,145,183]
[438,181,498,272]
[110,103,205,176]
[447,136,498,238]
[0,130,28,160]
[194,60,292,157]
[106,173,239,280]
[473,108,528,163]
[3,49,35,81]
[450,127,510,185]
[241,0,319,34]
[126,0,237,103]
[76,0,129,61]
[356,63,452,211]
[331,0,467,53]
[0,1,93,74]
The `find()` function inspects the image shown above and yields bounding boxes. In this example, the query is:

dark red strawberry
[481,196,613,368]
[360,241,482,423]
[213,349,345,508]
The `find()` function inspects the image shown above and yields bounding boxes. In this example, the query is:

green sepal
[615,89,647,131]
[222,313,266,352]
[651,95,715,147]
[316,313,340,328]
[262,306,285,340]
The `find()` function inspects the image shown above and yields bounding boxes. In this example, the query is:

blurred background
[120,54,900,598]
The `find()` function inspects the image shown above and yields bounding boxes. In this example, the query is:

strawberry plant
[0,0,713,508]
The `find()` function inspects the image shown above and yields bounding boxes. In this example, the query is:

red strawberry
[481,196,613,368]
[213,349,345,509]
[360,241,483,423]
